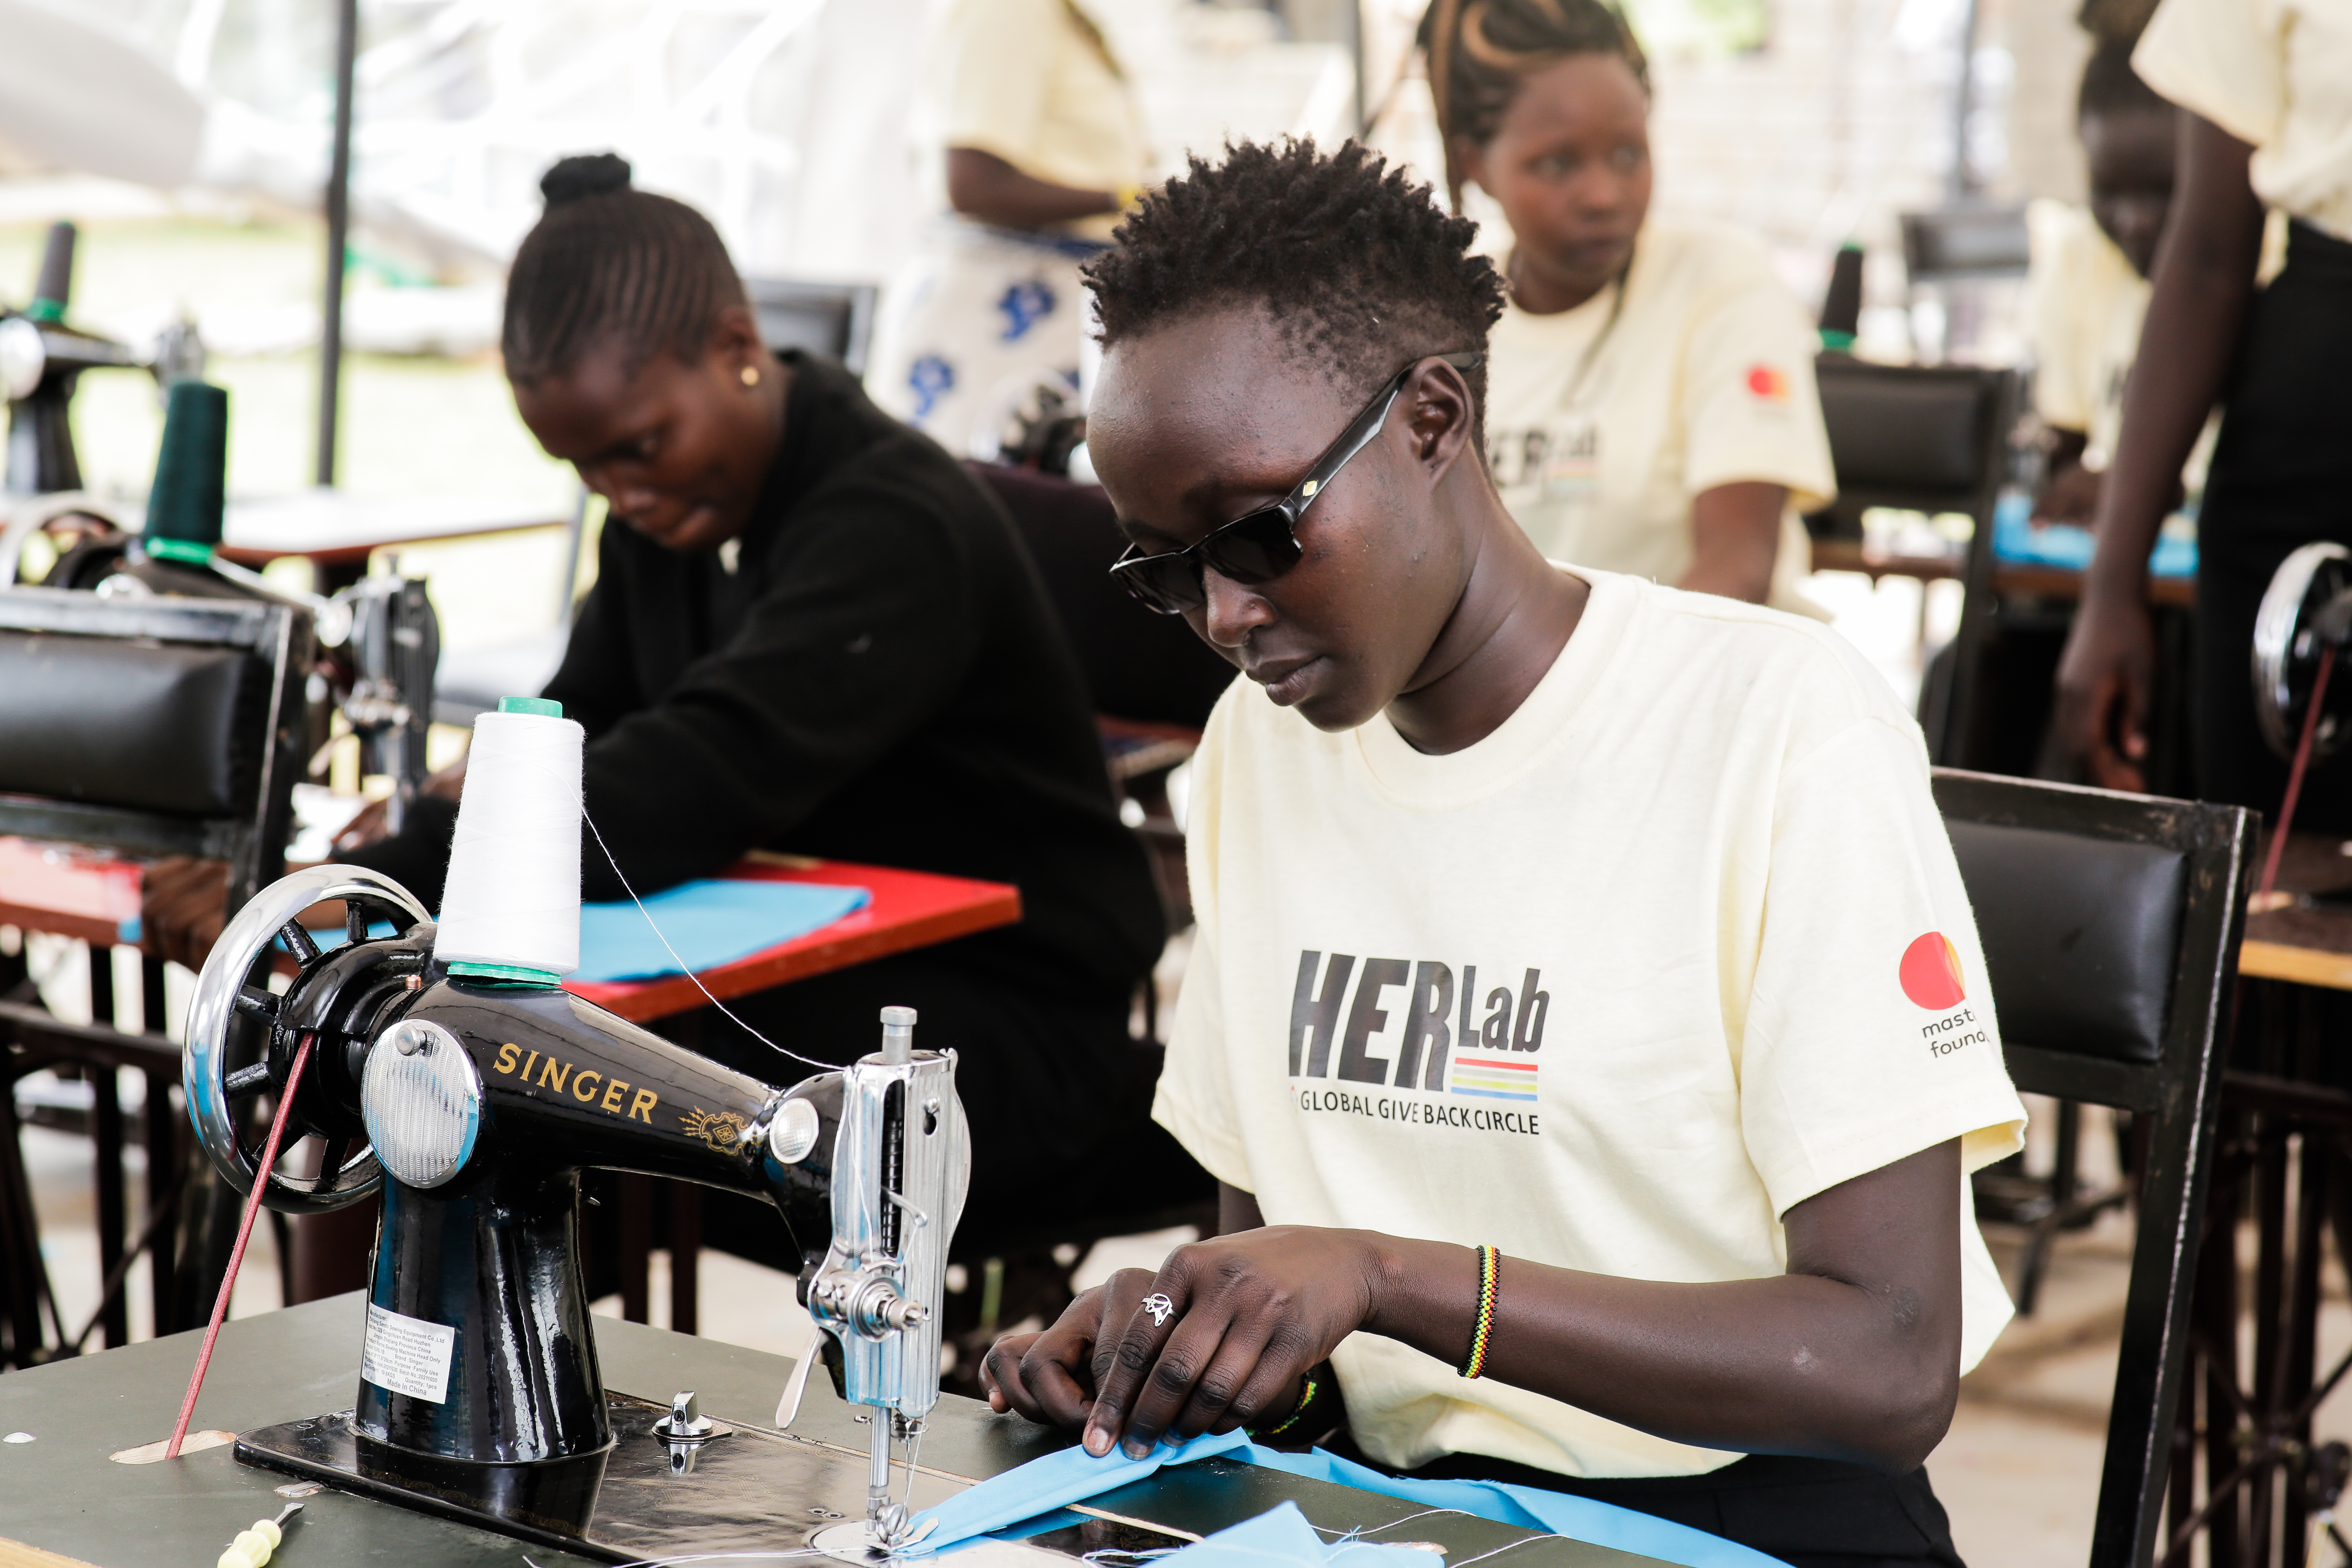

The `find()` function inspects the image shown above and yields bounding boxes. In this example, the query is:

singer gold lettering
[483,1048,657,1124]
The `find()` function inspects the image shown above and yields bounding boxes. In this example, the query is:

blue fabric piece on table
[1243,1445,1789,1568]
[921,1428,1254,1547]
[1991,488,2198,578]
[1155,1501,1435,1568]
[913,1430,1790,1568]
[573,879,869,982]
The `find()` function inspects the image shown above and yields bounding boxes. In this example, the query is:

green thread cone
[147,379,228,557]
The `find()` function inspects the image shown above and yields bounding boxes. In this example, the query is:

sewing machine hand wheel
[2254,541,2352,763]
[184,864,431,1214]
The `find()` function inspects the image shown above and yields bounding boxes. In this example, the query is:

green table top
[0,1295,1663,1568]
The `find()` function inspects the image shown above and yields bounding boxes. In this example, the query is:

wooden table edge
[0,1537,101,1568]
[2239,939,2352,991]
[0,898,118,949]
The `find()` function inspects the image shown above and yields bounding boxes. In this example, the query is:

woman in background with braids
[145,155,1196,1294]
[1421,0,1836,612]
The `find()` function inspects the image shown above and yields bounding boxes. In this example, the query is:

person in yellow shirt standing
[2027,40,2198,525]
[1420,0,1835,613]
[868,0,1150,458]
[2056,0,2352,824]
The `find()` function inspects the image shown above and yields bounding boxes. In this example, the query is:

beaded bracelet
[1252,1367,1326,1441]
[1460,1245,1501,1380]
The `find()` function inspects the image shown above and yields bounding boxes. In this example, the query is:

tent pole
[316,0,359,487]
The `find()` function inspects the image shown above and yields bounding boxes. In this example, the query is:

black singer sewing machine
[181,861,969,1563]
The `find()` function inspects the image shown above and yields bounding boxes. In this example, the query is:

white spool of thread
[435,698,583,981]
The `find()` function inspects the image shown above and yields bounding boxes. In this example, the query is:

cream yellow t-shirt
[2027,200,2218,490]
[1484,216,1836,618]
[922,0,1150,243]
[1154,568,2027,1481]
[2135,0,2352,243]
[2028,200,2149,470]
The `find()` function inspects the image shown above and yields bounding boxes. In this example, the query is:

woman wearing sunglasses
[1415,0,1835,614]
[984,140,2022,1568]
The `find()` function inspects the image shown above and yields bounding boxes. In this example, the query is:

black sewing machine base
[233,1390,1068,1564]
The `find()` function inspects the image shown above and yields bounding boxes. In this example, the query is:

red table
[564,853,1020,1022]
[0,840,1021,1013]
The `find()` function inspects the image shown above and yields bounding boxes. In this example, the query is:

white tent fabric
[0,0,204,190]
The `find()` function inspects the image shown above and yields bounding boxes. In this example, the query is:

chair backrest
[966,462,1235,731]
[1806,358,2016,539]
[0,588,310,911]
[1901,203,2032,284]
[744,277,880,377]
[1804,359,2019,760]
[1934,768,2251,1568]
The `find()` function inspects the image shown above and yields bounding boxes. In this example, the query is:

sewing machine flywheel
[2253,540,2352,762]
[184,864,433,1213]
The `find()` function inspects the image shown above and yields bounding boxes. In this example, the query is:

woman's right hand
[978,1268,1161,1431]
[2054,581,2156,791]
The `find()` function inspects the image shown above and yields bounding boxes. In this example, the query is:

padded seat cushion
[1946,817,2187,1064]
[0,629,266,816]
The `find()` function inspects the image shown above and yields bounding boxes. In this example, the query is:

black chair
[745,276,879,377]
[1935,767,2252,1568]
[1900,203,2033,285]
[0,588,311,1364]
[1805,357,2020,764]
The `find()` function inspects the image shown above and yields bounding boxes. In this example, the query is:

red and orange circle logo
[1900,932,1965,1010]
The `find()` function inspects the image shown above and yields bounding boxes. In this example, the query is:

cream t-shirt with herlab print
[1483,216,1836,618]
[923,0,1149,244]
[2135,0,2352,243]
[1153,567,2027,1482]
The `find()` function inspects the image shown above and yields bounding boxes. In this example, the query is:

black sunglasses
[1108,350,1485,615]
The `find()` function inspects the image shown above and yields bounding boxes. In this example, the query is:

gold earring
[740,365,760,387]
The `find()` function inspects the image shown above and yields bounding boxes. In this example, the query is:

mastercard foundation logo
[1745,364,1790,401]
[1899,932,1965,1010]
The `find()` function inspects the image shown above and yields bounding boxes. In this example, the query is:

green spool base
[143,537,217,565]
[448,961,563,988]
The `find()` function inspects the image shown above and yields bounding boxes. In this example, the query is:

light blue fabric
[1242,1446,1789,1568]
[134,881,870,978]
[1990,488,2197,577]
[1152,1501,1435,1568]
[918,1428,1254,1547]
[911,1430,1791,1568]
[573,879,869,982]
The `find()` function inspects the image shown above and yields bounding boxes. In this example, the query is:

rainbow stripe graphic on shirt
[1449,1055,1540,1102]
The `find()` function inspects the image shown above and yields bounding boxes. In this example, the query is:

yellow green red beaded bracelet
[1461,1244,1500,1379]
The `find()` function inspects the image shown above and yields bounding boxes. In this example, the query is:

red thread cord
[2260,644,2338,904]
[166,1033,313,1459]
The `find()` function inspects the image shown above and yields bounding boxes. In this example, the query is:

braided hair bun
[540,152,633,207]
[504,154,748,383]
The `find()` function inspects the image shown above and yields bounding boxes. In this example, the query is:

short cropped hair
[502,153,748,385]
[1083,139,1506,449]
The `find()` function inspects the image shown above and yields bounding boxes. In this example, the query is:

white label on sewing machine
[361,1304,456,1403]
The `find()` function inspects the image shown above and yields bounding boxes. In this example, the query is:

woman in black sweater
[147,154,1178,1238]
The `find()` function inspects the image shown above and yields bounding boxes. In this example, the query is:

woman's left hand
[1079,1225,1383,1459]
